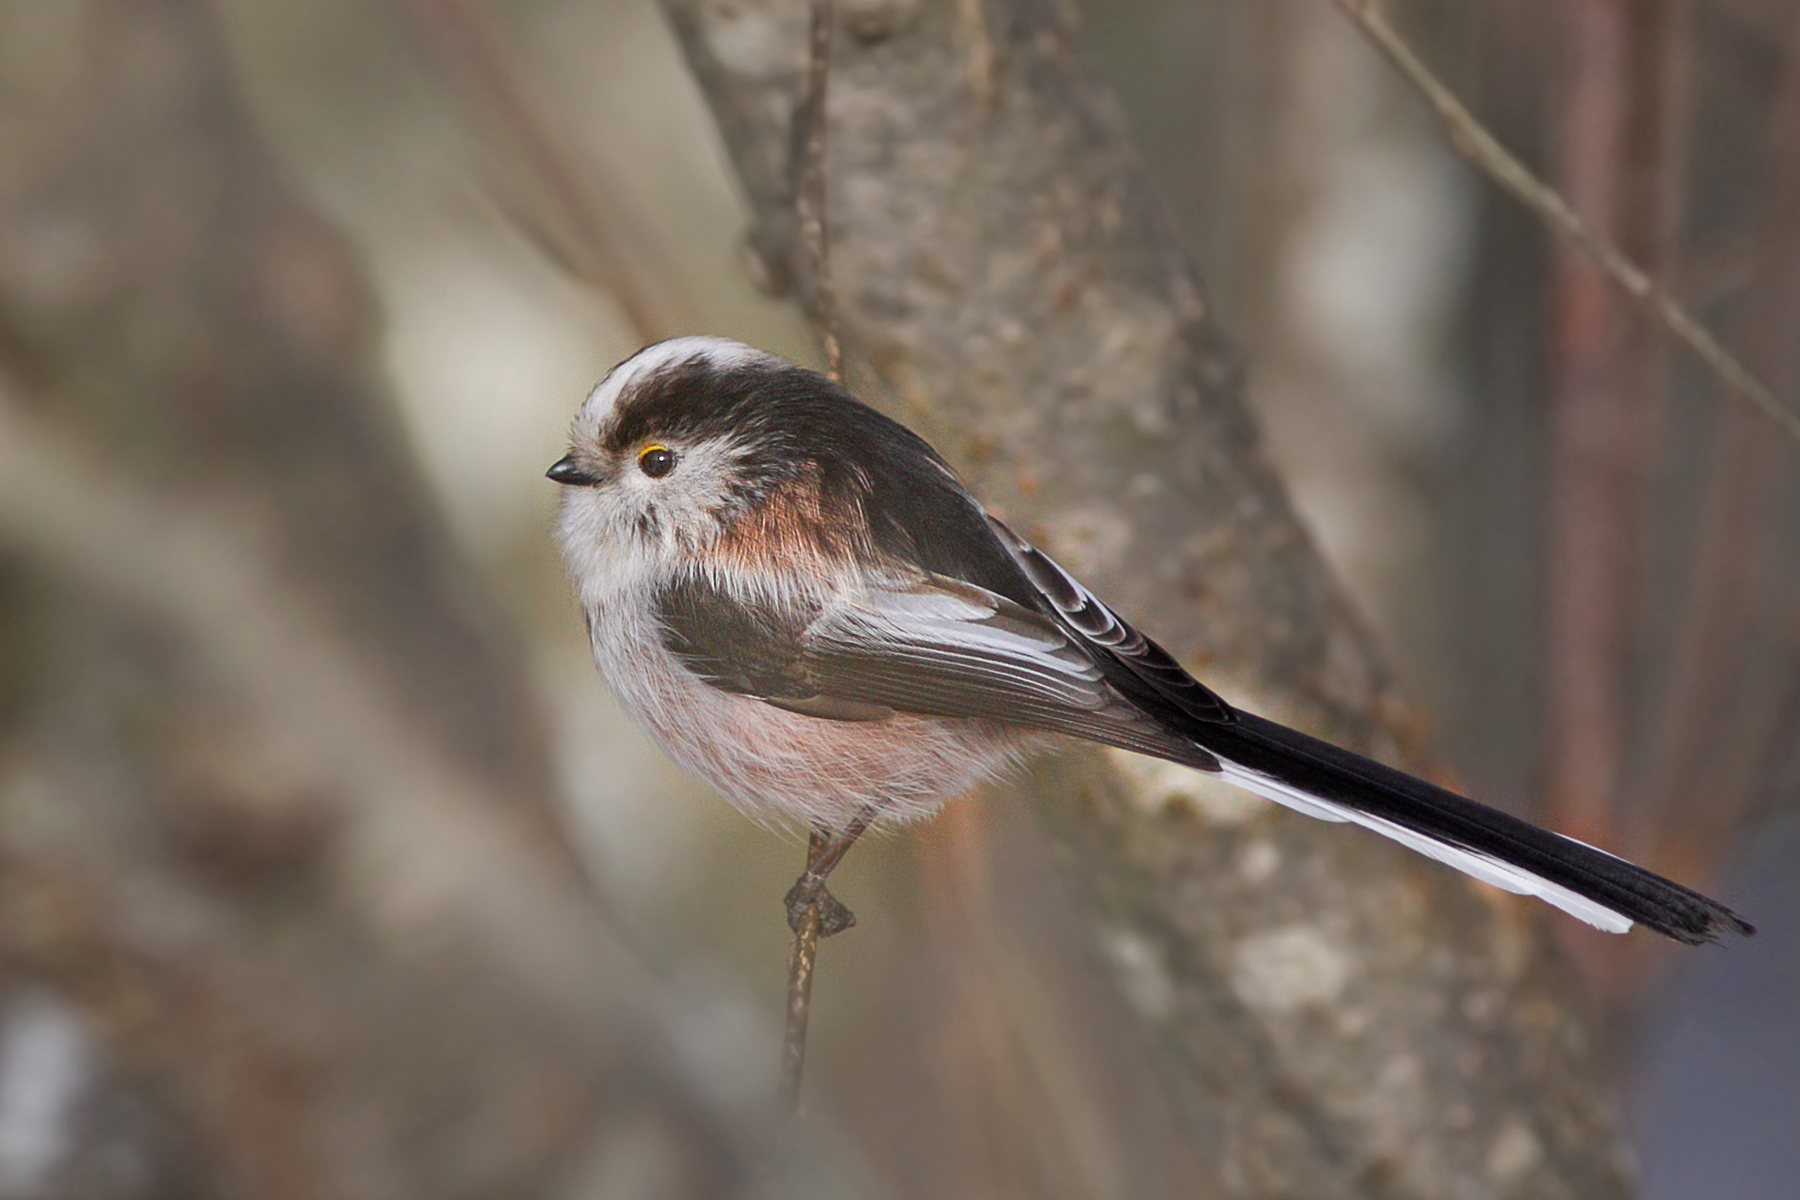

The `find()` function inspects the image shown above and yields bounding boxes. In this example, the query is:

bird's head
[549,337,888,597]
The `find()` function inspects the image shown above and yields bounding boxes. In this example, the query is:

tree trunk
[657,1,1636,1195]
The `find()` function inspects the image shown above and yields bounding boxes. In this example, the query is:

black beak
[546,455,599,486]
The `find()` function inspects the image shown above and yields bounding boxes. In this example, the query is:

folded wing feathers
[810,582,1110,713]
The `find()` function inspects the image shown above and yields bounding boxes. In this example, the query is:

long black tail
[1192,712,1753,945]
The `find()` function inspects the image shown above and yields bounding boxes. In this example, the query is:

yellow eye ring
[637,444,676,479]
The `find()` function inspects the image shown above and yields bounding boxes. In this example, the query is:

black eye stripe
[639,446,677,478]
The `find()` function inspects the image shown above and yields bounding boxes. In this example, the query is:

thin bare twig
[405,0,681,341]
[1326,0,1800,456]
[797,0,843,381]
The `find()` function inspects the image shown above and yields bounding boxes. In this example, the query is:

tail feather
[1193,713,1753,946]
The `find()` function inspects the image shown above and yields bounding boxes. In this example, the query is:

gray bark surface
[657,1,1636,1196]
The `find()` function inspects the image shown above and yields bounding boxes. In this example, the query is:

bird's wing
[653,568,1220,767]
[982,516,1234,725]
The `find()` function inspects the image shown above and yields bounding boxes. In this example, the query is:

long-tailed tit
[550,337,1751,945]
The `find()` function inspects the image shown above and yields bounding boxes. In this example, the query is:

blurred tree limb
[0,1,867,1194]
[658,1,1636,1196]
[0,371,838,1196]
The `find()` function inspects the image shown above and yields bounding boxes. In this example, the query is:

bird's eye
[637,445,676,479]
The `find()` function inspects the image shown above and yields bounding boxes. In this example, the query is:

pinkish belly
[645,686,1038,830]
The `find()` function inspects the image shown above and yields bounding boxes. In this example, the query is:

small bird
[551,336,1752,946]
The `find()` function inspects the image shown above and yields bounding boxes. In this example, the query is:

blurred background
[1,0,1796,1196]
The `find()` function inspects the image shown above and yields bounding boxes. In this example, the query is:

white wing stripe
[809,589,1112,712]
[1215,760,1635,934]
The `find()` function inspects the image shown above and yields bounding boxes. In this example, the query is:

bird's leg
[780,806,871,1114]
[784,806,876,937]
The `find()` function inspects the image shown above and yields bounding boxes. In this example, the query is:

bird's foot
[784,876,856,937]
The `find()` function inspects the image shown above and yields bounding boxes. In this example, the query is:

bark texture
[658,1,1636,1196]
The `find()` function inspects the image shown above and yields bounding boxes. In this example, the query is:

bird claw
[785,878,856,937]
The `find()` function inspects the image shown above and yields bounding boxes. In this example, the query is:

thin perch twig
[781,0,842,1117]
[1326,0,1800,456]
[781,829,830,1114]
[779,806,875,1113]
